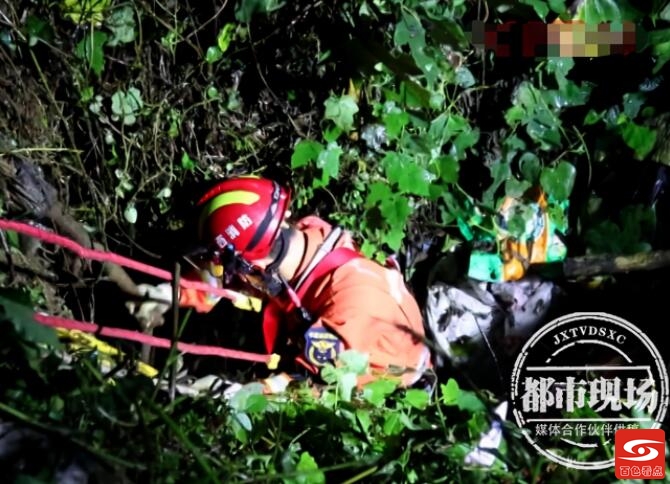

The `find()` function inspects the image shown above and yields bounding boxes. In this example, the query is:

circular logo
[510,312,669,470]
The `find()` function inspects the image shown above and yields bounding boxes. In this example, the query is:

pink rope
[35,313,271,364]
[0,219,244,303]
[0,218,276,364]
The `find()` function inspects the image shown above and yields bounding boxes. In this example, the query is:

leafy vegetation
[2,0,670,481]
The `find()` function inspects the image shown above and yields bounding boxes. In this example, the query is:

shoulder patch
[304,326,342,367]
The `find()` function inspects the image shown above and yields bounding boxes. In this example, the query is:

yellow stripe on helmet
[203,190,260,217]
[198,190,260,240]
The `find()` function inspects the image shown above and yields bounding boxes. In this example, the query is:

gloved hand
[125,283,173,330]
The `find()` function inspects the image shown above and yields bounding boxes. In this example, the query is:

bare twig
[169,261,181,401]
[0,229,16,283]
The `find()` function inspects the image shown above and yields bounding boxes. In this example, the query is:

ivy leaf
[622,92,646,119]
[519,152,541,183]
[382,106,410,139]
[365,182,393,208]
[540,161,577,201]
[383,153,431,196]
[315,142,342,183]
[105,5,136,47]
[324,94,359,132]
[621,121,657,160]
[394,9,425,47]
[505,178,532,198]
[577,0,622,23]
[652,41,670,74]
[435,155,459,184]
[521,0,549,19]
[291,140,323,169]
[483,160,511,205]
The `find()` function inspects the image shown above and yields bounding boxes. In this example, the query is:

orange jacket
[177,216,432,388]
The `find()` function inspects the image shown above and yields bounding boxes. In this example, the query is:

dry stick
[45,203,142,297]
[169,261,181,402]
[46,203,156,364]
[0,228,16,282]
[562,250,670,278]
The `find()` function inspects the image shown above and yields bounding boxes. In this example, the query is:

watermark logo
[615,429,666,479]
[510,312,668,470]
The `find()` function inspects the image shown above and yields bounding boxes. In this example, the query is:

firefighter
[126,175,432,393]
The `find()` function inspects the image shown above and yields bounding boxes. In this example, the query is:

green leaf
[356,409,372,434]
[366,182,393,208]
[441,379,460,405]
[583,109,602,125]
[545,57,574,81]
[111,87,143,126]
[621,121,657,160]
[362,379,398,407]
[382,412,404,436]
[435,155,459,184]
[105,5,136,47]
[455,67,476,88]
[382,105,410,139]
[75,31,108,77]
[652,41,670,74]
[244,394,268,413]
[622,92,646,119]
[540,161,577,201]
[577,0,622,23]
[291,140,323,169]
[181,151,196,171]
[324,94,359,132]
[295,452,326,484]
[403,389,430,410]
[505,178,532,198]
[217,23,235,53]
[315,142,342,183]
[394,9,425,47]
[661,2,670,21]
[205,46,223,64]
[383,152,431,196]
[521,0,549,19]
[519,152,541,183]
[235,0,285,22]
[483,160,511,205]
[452,129,480,159]
[338,350,369,375]
[0,292,60,348]
[337,372,358,402]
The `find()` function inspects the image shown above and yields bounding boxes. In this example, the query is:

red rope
[0,219,244,303]
[0,218,276,365]
[35,313,272,364]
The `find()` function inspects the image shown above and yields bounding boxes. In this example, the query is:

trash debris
[466,189,568,283]
[464,401,508,468]
[424,274,558,370]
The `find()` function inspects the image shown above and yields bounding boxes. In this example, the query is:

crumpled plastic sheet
[424,276,556,368]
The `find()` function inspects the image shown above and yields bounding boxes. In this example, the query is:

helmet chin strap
[255,229,292,298]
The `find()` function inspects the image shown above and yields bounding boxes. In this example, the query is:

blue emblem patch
[304,327,342,367]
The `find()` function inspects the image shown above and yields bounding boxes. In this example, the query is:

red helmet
[196,175,291,261]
